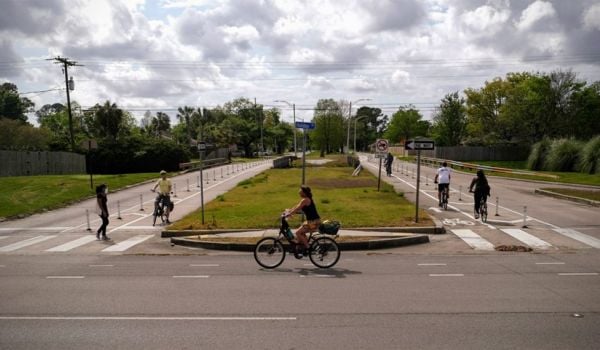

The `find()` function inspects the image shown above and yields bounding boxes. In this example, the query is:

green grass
[541,188,600,202]
[0,173,159,218]
[171,157,430,230]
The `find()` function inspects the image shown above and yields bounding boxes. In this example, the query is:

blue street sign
[295,121,315,129]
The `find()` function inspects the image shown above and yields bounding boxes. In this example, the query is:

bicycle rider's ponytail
[300,185,313,199]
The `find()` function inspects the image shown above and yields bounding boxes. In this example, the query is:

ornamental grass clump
[544,138,584,172]
[579,135,600,174]
[527,138,550,171]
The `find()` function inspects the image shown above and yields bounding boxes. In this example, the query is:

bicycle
[254,213,341,269]
[151,190,173,226]
[469,190,488,223]
[436,182,449,210]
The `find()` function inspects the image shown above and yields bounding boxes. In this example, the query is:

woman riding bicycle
[285,185,321,251]
[469,170,491,219]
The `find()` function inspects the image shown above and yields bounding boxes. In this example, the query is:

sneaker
[474,214,479,219]
[439,202,442,207]
[102,236,110,240]
[166,219,171,224]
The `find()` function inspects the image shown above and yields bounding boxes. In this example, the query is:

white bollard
[221,167,223,178]
[173,183,178,197]
[458,185,462,201]
[86,209,91,231]
[213,169,216,182]
[139,194,144,211]
[197,175,200,188]
[495,197,500,216]
[205,171,209,184]
[117,200,122,220]
[522,206,528,228]
[186,179,190,192]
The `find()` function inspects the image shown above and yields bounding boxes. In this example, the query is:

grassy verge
[171,156,431,230]
[541,188,600,201]
[0,173,159,218]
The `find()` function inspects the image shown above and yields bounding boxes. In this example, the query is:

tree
[312,99,345,156]
[176,106,196,145]
[151,112,171,137]
[0,118,51,150]
[36,103,65,124]
[354,106,387,151]
[0,82,34,123]
[431,92,467,146]
[384,106,430,143]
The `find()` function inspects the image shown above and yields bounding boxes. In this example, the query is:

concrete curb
[162,225,444,238]
[170,234,430,252]
[534,189,599,207]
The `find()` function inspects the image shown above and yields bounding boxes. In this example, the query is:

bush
[527,138,550,171]
[579,135,600,174]
[544,138,584,172]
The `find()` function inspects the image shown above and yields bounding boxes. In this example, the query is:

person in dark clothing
[469,170,491,219]
[95,184,110,240]
[285,185,321,250]
[384,153,394,176]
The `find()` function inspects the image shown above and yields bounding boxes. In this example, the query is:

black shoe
[102,236,110,240]
[166,219,171,224]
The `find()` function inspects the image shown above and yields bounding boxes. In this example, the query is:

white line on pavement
[0,227,72,232]
[89,265,114,267]
[189,264,220,267]
[0,236,7,240]
[536,262,565,265]
[0,316,297,321]
[173,275,210,278]
[429,274,464,277]
[552,228,600,248]
[418,263,447,266]
[46,276,85,279]
[450,229,495,251]
[101,235,153,252]
[500,229,552,250]
[0,236,56,252]
[46,236,98,252]
[299,274,335,278]
[557,273,598,276]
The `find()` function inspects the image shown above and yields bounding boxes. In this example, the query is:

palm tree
[177,106,195,145]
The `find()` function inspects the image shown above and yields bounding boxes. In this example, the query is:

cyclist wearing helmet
[469,170,491,219]
[151,170,173,224]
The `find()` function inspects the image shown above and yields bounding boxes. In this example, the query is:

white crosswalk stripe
[102,235,153,252]
[0,236,56,252]
[500,229,553,250]
[450,229,495,250]
[45,236,98,252]
[552,228,600,248]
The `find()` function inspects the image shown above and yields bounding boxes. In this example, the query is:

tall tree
[0,82,34,123]
[384,106,430,143]
[312,99,344,156]
[354,106,387,151]
[431,92,467,146]
[176,106,196,145]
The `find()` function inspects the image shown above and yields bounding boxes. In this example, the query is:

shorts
[301,219,321,231]
[437,183,449,193]
[156,194,171,207]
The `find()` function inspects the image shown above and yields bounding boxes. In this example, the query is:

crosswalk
[0,234,156,254]
[450,227,600,251]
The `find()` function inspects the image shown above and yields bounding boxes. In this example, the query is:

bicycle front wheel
[481,203,488,223]
[309,237,340,268]
[254,237,285,269]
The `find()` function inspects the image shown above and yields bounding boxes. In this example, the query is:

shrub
[544,138,584,172]
[527,138,550,171]
[579,135,600,174]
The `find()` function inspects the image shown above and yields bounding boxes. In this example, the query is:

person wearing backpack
[469,170,491,219]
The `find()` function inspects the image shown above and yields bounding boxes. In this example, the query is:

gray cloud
[0,0,65,36]
[0,39,24,77]
[363,0,425,32]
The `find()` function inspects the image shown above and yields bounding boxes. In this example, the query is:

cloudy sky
[1,0,600,125]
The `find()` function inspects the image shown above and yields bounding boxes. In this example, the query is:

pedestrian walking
[95,183,110,240]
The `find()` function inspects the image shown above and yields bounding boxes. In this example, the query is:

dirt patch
[495,245,533,252]
[309,178,377,188]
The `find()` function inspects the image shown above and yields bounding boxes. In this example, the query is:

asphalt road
[0,253,598,349]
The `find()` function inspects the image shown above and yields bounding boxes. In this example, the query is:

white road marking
[557,273,598,276]
[173,275,210,278]
[0,227,72,232]
[46,276,85,279]
[418,263,447,266]
[0,236,8,240]
[300,274,335,278]
[0,236,56,252]
[536,262,565,265]
[46,236,98,252]
[0,316,296,321]
[429,274,464,277]
[101,235,153,252]
[0,265,5,267]
[189,264,220,267]
[552,228,600,248]
[89,265,114,267]
[500,229,552,250]
[450,229,495,251]
[113,225,160,230]
[429,207,442,213]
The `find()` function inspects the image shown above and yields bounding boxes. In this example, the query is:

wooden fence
[0,150,86,177]
[389,146,530,161]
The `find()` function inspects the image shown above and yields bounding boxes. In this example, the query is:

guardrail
[179,158,228,171]
[418,156,559,179]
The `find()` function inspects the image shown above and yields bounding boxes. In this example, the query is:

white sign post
[375,139,389,191]
[405,138,435,222]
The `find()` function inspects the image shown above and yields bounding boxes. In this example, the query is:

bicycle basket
[318,220,340,235]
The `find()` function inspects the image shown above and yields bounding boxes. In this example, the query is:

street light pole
[347,98,371,153]
[274,100,297,157]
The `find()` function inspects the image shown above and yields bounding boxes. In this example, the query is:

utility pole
[48,56,83,151]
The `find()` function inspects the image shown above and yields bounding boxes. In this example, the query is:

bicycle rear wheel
[480,201,488,223]
[254,237,285,269]
[442,191,448,210]
[309,237,340,268]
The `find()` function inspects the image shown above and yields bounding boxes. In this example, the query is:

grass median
[0,173,159,219]
[170,157,432,231]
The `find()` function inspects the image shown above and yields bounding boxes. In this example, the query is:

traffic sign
[197,142,206,151]
[376,139,389,153]
[405,140,435,150]
[295,121,315,129]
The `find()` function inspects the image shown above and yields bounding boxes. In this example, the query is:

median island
[167,155,435,250]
